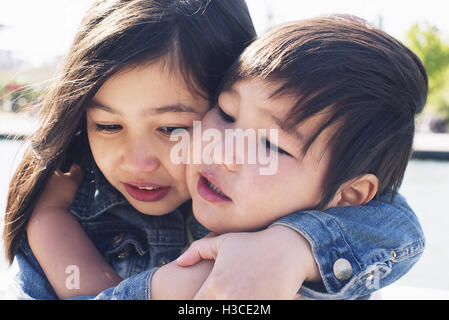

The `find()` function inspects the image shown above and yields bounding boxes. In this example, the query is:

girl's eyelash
[262,137,291,156]
[158,126,190,135]
[217,105,235,123]
[95,124,189,135]
[95,124,122,132]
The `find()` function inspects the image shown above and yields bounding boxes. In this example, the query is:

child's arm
[150,259,214,299]
[177,226,318,299]
[27,164,214,300]
[27,165,122,299]
[177,192,425,299]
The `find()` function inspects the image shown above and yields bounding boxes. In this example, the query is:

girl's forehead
[108,57,208,96]
[91,60,210,116]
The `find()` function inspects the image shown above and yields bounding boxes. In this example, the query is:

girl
[5,3,424,300]
[4,0,258,299]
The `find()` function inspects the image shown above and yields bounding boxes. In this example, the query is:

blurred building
[0,49,25,69]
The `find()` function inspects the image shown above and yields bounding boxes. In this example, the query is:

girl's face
[186,79,337,233]
[86,60,209,215]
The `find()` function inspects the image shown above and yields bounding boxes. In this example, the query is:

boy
[154,14,427,299]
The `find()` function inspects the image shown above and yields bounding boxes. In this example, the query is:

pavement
[412,131,449,160]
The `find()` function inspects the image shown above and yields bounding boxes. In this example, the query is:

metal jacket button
[117,252,127,260]
[333,258,352,281]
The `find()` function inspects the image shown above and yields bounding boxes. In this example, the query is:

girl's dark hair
[3,0,256,263]
[221,15,428,209]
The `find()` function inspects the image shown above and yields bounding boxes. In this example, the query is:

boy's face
[86,60,209,215]
[186,79,336,233]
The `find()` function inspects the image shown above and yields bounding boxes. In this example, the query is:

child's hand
[176,226,320,299]
[34,164,84,212]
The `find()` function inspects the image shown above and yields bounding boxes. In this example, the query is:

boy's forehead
[227,78,284,97]
[223,78,292,114]
[224,78,307,139]
[253,79,340,138]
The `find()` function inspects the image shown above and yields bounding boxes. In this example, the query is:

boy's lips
[197,172,232,203]
[123,181,170,202]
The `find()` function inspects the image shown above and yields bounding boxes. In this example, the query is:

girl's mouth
[197,175,231,203]
[124,182,170,202]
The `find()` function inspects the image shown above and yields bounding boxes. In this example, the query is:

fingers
[204,232,219,238]
[176,236,222,267]
[66,164,84,185]
[54,164,84,185]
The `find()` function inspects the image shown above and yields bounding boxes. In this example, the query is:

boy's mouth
[197,174,231,203]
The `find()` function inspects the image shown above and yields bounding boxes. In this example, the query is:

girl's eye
[262,137,291,156]
[95,124,122,133]
[217,106,235,123]
[158,126,189,135]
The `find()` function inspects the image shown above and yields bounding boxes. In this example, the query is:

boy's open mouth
[197,175,231,203]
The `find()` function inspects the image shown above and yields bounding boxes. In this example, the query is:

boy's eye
[95,124,122,133]
[157,126,189,135]
[262,137,291,156]
[217,106,235,123]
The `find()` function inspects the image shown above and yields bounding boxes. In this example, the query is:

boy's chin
[193,211,247,234]
[193,210,226,234]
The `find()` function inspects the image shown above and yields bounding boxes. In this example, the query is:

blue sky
[0,0,448,65]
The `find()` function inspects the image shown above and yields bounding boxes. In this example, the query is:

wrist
[268,225,320,282]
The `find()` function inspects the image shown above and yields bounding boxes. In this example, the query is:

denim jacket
[14,152,425,300]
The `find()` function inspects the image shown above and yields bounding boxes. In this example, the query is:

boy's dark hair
[221,15,428,209]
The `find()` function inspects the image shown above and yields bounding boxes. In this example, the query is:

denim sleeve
[14,236,158,300]
[270,191,425,300]
[69,268,159,300]
[14,236,59,300]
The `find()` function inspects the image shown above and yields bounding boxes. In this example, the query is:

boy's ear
[329,174,379,208]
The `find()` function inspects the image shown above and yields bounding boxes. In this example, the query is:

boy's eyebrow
[222,85,305,142]
[88,99,201,115]
[270,113,305,143]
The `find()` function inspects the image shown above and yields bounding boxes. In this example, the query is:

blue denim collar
[69,150,128,220]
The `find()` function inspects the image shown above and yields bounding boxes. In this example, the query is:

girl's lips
[197,175,232,203]
[124,182,170,202]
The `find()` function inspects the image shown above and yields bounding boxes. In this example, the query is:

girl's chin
[126,198,178,216]
[120,188,189,215]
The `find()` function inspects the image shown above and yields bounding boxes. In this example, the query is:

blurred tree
[406,22,449,121]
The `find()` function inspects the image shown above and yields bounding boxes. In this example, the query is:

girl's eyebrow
[88,98,201,115]
[151,104,200,115]
[88,100,120,114]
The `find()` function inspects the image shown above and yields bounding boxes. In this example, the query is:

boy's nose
[220,131,245,173]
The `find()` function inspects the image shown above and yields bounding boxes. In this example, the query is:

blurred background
[0,0,448,299]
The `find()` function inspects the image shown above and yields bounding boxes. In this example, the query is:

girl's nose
[121,140,159,175]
